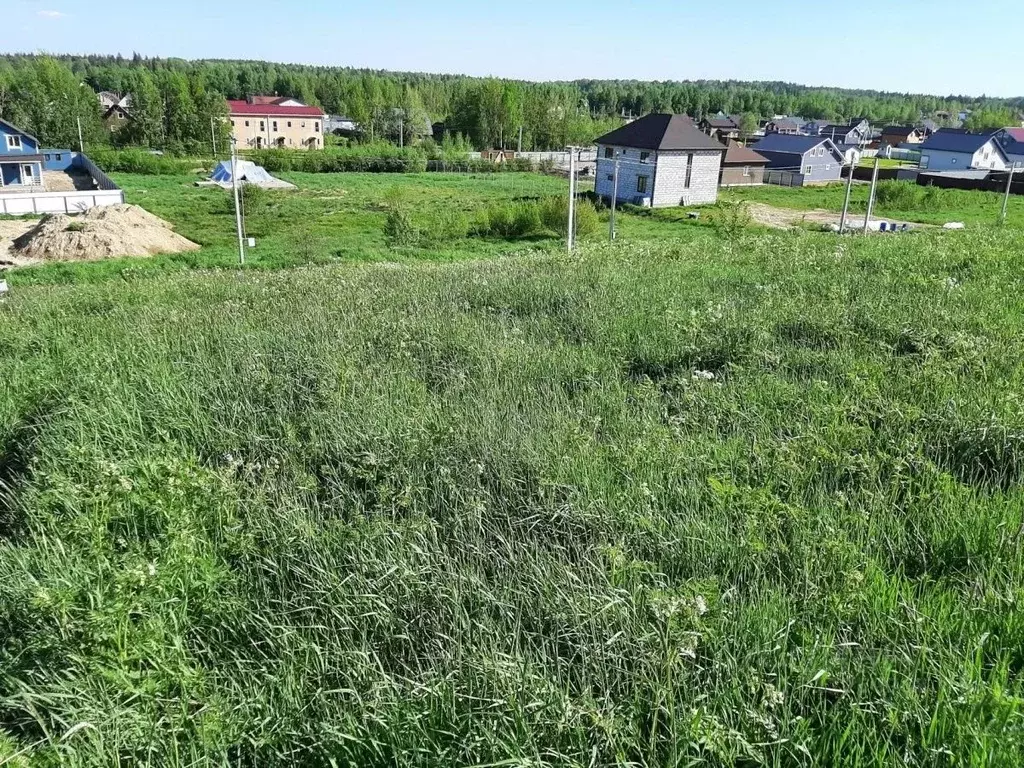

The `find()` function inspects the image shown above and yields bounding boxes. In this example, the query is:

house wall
[920,142,1008,172]
[650,150,722,206]
[720,164,765,186]
[229,114,324,150]
[42,150,74,171]
[0,160,42,188]
[0,123,40,156]
[595,145,659,205]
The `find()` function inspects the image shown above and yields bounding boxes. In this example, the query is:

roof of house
[722,140,768,165]
[920,130,1005,154]
[0,118,39,147]
[1004,127,1024,142]
[595,114,726,151]
[881,125,919,138]
[750,134,840,155]
[704,117,739,129]
[768,118,799,128]
[227,100,325,117]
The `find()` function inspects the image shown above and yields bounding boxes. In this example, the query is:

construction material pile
[203,160,295,189]
[12,205,200,262]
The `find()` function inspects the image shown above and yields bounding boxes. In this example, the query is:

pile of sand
[12,205,200,262]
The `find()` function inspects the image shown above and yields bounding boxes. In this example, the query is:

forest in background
[0,53,1021,154]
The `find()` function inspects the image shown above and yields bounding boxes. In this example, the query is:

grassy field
[3,220,1024,764]
[723,180,1023,227]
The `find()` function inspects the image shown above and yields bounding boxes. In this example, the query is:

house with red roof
[227,96,327,150]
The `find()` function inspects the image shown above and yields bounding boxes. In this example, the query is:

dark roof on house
[722,140,768,165]
[881,125,918,138]
[750,134,840,155]
[920,130,1004,154]
[704,117,739,129]
[767,118,799,128]
[594,114,726,151]
[1004,127,1024,142]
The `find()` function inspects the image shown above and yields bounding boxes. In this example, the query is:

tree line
[0,53,1020,154]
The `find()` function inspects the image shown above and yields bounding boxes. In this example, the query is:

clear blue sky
[3,0,1020,98]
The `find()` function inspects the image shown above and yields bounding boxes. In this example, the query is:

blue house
[0,119,44,189]
[749,134,845,185]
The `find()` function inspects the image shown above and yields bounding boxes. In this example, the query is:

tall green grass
[2,228,1024,765]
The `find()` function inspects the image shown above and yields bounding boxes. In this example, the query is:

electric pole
[230,138,246,266]
[839,155,856,233]
[518,126,523,154]
[1001,165,1017,224]
[609,154,619,242]
[863,146,891,234]
[77,116,84,153]
[399,114,404,149]
[211,117,218,158]
[567,148,577,252]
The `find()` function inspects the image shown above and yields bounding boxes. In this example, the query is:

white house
[919,131,1010,172]
[594,114,726,207]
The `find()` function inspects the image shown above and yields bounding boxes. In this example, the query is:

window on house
[44,154,51,161]
[826,164,831,171]
[920,154,930,169]
[606,174,614,182]
[301,122,306,128]
[684,153,694,189]
[245,120,250,127]
[273,121,278,131]
[117,112,125,120]
[260,121,265,131]
[604,147,613,159]
[640,151,650,163]
[6,135,22,150]
[287,121,292,128]
[743,165,751,177]
[805,165,813,175]
[315,122,321,133]
[56,154,62,161]
[637,175,648,194]
[22,164,35,180]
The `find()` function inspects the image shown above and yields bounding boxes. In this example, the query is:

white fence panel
[0,190,125,216]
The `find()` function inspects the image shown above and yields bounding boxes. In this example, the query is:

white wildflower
[692,370,715,381]
[147,563,157,577]
[693,595,708,616]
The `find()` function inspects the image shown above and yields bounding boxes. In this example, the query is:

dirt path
[747,202,926,231]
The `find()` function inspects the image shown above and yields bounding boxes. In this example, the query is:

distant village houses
[227,96,327,150]
[98,91,132,132]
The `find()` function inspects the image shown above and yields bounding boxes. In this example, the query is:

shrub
[875,181,920,210]
[709,201,752,240]
[239,182,267,211]
[89,149,202,175]
[538,196,599,238]
[383,206,419,247]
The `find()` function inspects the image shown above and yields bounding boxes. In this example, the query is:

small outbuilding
[719,140,768,186]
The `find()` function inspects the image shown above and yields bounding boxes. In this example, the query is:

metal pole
[1001,165,1016,224]
[863,156,880,234]
[518,125,523,154]
[77,116,84,153]
[839,154,856,233]
[399,115,404,149]
[230,139,245,265]
[211,117,217,157]
[567,148,576,252]
[609,156,619,242]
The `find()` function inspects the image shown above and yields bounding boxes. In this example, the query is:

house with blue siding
[0,119,44,189]
[749,134,845,185]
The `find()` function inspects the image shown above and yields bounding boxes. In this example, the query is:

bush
[538,196,599,238]
[383,206,419,247]
[89,149,203,175]
[875,181,921,210]
[709,201,752,240]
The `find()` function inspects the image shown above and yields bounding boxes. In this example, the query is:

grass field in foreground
[3,227,1024,765]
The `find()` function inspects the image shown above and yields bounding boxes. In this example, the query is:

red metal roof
[227,100,325,117]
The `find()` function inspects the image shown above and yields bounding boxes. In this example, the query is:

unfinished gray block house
[594,114,726,207]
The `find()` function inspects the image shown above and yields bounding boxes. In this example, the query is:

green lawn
[4,227,1024,764]
[857,157,917,169]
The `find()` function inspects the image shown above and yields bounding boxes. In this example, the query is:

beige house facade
[227,98,327,150]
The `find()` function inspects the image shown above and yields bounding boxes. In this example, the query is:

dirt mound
[12,205,199,262]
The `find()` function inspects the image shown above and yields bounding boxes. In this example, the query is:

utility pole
[399,114,404,149]
[230,138,246,266]
[839,155,856,233]
[1001,164,1017,224]
[211,117,218,158]
[609,154,619,242]
[567,147,577,253]
[863,154,882,234]
[518,125,523,154]
[76,116,84,153]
